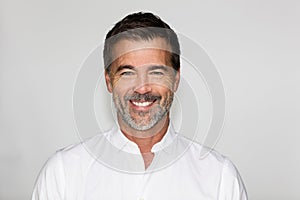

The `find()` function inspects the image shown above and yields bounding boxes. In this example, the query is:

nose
[133,74,152,94]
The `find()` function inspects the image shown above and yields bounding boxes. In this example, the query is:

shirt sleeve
[218,158,248,200]
[32,151,65,200]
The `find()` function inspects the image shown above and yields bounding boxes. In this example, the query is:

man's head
[103,12,180,132]
[103,12,180,73]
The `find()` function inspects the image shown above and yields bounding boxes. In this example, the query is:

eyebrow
[115,65,169,73]
[148,65,168,72]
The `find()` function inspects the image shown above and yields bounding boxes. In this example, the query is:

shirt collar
[107,123,177,154]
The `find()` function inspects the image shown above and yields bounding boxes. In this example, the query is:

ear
[105,71,113,93]
[173,68,180,92]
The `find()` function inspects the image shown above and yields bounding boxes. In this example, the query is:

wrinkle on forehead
[114,50,170,69]
[111,38,172,63]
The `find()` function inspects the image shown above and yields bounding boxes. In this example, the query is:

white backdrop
[1,0,299,199]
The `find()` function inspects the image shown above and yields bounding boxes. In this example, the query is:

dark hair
[103,12,180,73]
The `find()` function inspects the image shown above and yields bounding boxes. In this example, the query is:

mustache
[125,93,162,101]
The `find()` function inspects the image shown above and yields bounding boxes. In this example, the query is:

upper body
[32,12,248,200]
[32,124,247,200]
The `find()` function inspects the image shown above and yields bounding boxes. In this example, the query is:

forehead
[111,38,172,68]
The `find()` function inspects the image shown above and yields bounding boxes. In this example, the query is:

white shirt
[32,124,248,200]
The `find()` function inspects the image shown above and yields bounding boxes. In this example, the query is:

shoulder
[176,134,228,166]
[176,134,244,181]
[176,135,248,199]
[58,130,111,164]
[41,130,111,173]
[32,132,112,200]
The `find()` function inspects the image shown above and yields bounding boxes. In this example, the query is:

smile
[130,100,156,107]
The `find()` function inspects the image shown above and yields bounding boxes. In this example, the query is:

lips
[131,100,155,107]
[126,93,161,110]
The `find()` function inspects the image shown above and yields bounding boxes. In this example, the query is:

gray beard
[119,106,166,131]
[113,94,173,131]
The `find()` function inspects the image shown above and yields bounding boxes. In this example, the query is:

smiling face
[105,38,180,132]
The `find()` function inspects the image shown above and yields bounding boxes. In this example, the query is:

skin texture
[105,38,180,168]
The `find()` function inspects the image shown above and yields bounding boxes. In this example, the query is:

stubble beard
[113,93,174,131]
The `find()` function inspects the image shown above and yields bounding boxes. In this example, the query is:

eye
[150,71,164,76]
[120,71,135,76]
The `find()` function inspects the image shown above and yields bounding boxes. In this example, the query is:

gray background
[1,0,299,199]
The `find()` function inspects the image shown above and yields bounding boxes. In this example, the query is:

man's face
[105,38,180,131]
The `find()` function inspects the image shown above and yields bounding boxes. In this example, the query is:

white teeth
[132,101,153,107]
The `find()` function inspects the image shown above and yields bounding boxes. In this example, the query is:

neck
[119,116,169,169]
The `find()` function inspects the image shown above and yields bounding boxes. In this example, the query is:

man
[32,12,247,199]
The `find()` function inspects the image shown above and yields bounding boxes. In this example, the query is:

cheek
[112,77,137,90]
[113,88,125,98]
[153,76,176,93]
[111,76,121,88]
[158,76,176,90]
[156,87,173,100]
[112,84,133,101]
[111,77,128,91]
